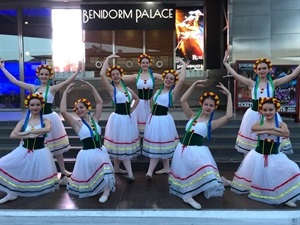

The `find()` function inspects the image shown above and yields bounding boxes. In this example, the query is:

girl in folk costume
[0,60,83,177]
[100,54,140,182]
[115,53,162,174]
[60,80,115,203]
[122,53,162,136]
[223,98,300,207]
[169,81,233,210]
[0,94,59,204]
[143,58,187,179]
[223,51,300,156]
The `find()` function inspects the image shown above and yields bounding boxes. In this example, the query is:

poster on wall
[175,7,204,75]
[235,60,255,109]
[273,65,298,113]
[235,60,298,114]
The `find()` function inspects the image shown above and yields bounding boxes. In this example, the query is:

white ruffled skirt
[169,143,224,200]
[43,111,70,156]
[0,145,59,197]
[143,113,179,159]
[104,112,140,160]
[67,146,116,198]
[133,99,151,136]
[230,149,300,205]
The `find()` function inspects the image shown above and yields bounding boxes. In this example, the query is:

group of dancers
[0,52,299,210]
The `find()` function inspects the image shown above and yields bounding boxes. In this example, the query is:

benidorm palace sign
[81,4,175,30]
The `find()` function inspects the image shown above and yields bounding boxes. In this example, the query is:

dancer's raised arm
[172,57,187,100]
[180,79,207,119]
[223,50,254,88]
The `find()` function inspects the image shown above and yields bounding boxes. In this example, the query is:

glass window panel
[114,30,143,75]
[0,9,20,108]
[23,8,52,89]
[145,29,174,73]
[52,9,83,77]
[84,30,113,77]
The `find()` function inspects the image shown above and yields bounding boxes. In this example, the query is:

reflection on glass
[84,30,113,77]
[23,8,53,91]
[114,30,143,74]
[145,29,173,74]
[52,9,84,77]
[0,9,20,108]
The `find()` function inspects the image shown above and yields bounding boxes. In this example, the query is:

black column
[204,0,227,69]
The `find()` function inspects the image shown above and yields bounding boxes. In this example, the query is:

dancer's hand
[193,79,207,87]
[107,53,120,60]
[216,82,231,96]
[223,50,229,64]
[79,79,94,89]
[65,82,76,94]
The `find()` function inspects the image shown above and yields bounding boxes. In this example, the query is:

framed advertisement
[235,60,298,114]
[234,60,255,109]
[175,7,204,74]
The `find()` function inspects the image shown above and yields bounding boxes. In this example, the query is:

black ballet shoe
[145,174,152,182]
[126,176,135,183]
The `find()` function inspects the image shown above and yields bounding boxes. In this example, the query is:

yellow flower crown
[36,64,54,79]
[74,98,92,111]
[199,92,220,109]
[106,66,125,78]
[137,54,152,65]
[258,97,280,112]
[162,69,179,83]
[24,93,45,108]
[253,58,272,72]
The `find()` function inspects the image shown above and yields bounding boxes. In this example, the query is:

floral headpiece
[24,93,45,108]
[106,66,125,78]
[199,92,220,109]
[253,58,272,72]
[36,64,54,79]
[74,98,92,112]
[162,69,179,83]
[258,97,280,112]
[138,54,152,65]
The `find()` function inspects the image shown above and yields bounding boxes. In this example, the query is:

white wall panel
[231,0,300,64]
[232,15,271,40]
[271,10,300,34]
[232,39,271,61]
[233,0,271,16]
[271,0,300,10]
